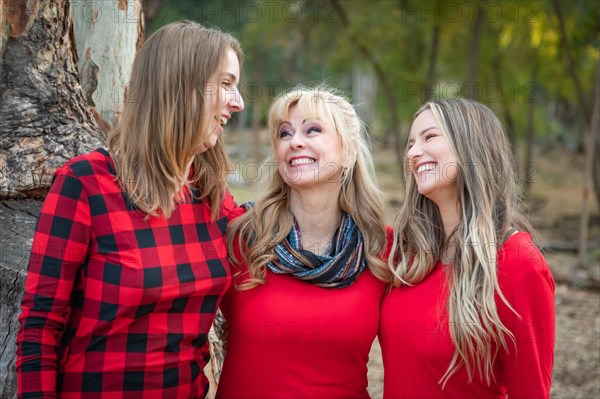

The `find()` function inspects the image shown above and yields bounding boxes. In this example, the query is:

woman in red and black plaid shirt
[16,20,244,399]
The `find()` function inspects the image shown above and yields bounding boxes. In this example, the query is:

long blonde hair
[389,98,534,386]
[107,20,242,219]
[228,86,388,289]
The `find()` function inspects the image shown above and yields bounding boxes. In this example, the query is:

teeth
[291,158,315,166]
[417,163,436,173]
[216,116,228,126]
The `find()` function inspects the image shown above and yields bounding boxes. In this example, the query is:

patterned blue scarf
[267,212,366,288]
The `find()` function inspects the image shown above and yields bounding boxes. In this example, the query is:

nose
[289,131,305,149]
[228,88,244,113]
[407,142,422,160]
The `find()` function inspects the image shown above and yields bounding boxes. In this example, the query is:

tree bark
[0,0,102,198]
[72,0,143,131]
[0,200,41,398]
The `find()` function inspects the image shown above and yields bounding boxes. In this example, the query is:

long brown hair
[389,98,534,386]
[107,20,242,219]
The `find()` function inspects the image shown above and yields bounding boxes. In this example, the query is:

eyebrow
[278,119,310,128]
[408,127,439,143]
[223,72,238,84]
[419,127,438,136]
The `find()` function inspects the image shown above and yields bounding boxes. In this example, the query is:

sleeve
[498,241,556,399]
[16,166,92,399]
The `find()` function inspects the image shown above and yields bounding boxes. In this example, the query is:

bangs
[268,89,337,144]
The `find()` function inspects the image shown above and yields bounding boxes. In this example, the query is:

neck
[289,186,343,255]
[435,197,461,240]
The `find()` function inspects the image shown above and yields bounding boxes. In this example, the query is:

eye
[425,133,437,141]
[306,126,321,134]
[278,130,292,139]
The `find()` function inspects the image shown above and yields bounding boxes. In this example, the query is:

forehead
[410,109,440,136]
[278,96,333,124]
[223,47,240,77]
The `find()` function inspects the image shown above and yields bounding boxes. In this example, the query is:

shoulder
[228,203,248,221]
[58,148,113,178]
[498,232,554,291]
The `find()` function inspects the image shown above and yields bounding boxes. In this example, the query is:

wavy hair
[389,98,534,386]
[107,20,242,220]
[228,86,388,289]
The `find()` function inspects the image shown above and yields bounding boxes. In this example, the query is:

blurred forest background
[0,0,598,398]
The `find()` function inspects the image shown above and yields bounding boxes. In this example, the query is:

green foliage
[151,0,599,146]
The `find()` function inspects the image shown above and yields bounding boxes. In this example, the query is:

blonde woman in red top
[216,86,392,398]
[381,98,555,398]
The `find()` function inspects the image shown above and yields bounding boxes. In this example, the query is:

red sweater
[379,232,555,399]
[216,224,393,399]
[17,149,234,399]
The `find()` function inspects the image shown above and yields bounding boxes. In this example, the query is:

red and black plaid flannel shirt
[16,148,234,398]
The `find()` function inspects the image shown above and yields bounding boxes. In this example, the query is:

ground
[226,131,600,398]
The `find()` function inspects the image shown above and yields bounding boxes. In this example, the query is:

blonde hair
[107,20,242,219]
[389,98,534,386]
[228,86,388,289]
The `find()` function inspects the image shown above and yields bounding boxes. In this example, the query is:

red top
[216,222,393,399]
[17,148,235,399]
[380,232,555,399]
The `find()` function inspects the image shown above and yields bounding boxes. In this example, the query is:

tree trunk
[0,200,41,398]
[72,0,143,132]
[0,1,140,397]
[329,0,402,164]
[577,61,600,268]
[524,57,539,198]
[466,4,483,100]
[491,51,517,158]
[0,0,102,198]
[424,21,440,101]
[552,0,591,136]
[352,62,377,131]
[141,0,165,32]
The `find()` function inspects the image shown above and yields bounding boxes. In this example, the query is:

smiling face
[275,105,346,188]
[198,47,244,154]
[407,109,459,205]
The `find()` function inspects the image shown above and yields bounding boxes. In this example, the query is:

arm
[499,242,555,399]
[16,167,92,398]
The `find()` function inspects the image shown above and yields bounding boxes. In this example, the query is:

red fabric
[16,148,235,399]
[216,225,394,399]
[379,232,555,399]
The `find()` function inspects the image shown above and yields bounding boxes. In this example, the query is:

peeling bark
[71,0,143,130]
[0,0,102,198]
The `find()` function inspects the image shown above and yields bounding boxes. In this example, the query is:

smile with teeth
[290,157,316,166]
[215,116,228,126]
[416,163,436,173]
